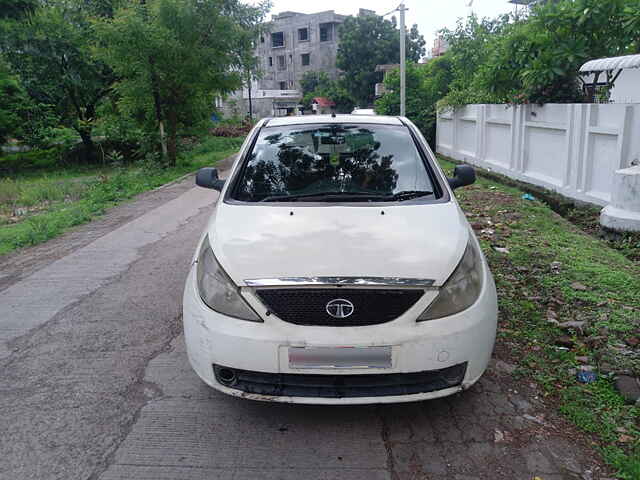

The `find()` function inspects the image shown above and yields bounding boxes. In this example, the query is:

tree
[320,83,355,114]
[514,0,634,104]
[0,57,29,144]
[0,0,37,19]
[95,0,268,165]
[438,13,511,106]
[300,71,332,98]
[376,57,453,147]
[300,71,355,114]
[623,1,640,53]
[2,2,116,158]
[301,71,329,110]
[440,0,639,106]
[336,14,425,107]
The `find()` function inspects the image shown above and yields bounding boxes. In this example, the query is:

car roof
[265,114,403,127]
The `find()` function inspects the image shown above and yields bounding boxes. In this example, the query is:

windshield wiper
[385,190,434,201]
[260,191,388,202]
[260,190,434,203]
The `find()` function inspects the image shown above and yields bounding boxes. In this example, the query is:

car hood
[209,202,469,287]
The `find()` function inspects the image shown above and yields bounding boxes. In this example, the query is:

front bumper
[183,265,497,405]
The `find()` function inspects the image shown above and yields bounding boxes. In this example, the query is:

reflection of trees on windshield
[264,133,283,145]
[236,126,400,201]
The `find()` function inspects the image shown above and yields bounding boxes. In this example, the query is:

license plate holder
[288,346,392,369]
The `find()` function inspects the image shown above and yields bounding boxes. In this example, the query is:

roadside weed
[438,157,640,478]
[0,137,244,255]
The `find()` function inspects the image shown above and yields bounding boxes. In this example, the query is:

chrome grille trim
[243,277,436,288]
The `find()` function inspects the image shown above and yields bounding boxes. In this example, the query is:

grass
[565,205,640,264]
[437,157,640,478]
[0,173,96,221]
[0,136,244,256]
[455,160,640,263]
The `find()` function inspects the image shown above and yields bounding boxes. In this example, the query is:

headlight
[196,236,261,322]
[417,236,483,321]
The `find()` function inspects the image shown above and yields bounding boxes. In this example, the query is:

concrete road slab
[101,336,390,479]
[97,332,606,480]
[0,185,218,358]
[0,154,611,480]
[101,465,391,480]
[0,189,215,480]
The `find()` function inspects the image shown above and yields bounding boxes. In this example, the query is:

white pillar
[600,166,640,232]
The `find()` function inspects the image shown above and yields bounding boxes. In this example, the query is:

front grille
[213,363,467,398]
[256,288,424,326]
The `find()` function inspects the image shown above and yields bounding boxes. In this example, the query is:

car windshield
[232,123,436,202]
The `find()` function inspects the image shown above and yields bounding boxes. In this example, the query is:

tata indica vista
[183,115,497,404]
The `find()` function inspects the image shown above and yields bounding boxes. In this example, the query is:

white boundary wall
[437,104,640,206]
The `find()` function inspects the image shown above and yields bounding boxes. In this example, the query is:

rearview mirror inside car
[448,165,476,190]
[196,168,225,191]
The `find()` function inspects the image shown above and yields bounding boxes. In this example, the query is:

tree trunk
[166,107,177,167]
[77,127,96,163]
[141,1,166,160]
[158,120,168,158]
[148,66,166,158]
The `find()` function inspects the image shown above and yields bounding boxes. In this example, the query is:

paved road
[1,156,608,480]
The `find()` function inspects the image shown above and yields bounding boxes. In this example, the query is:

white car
[351,108,376,115]
[184,115,497,405]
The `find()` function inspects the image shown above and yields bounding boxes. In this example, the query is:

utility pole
[247,74,253,122]
[399,2,407,117]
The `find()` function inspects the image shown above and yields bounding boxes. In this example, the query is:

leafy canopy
[375,57,453,147]
[0,0,37,19]
[94,0,268,164]
[299,71,354,114]
[336,14,425,107]
[376,0,640,147]
[2,1,116,154]
[0,57,30,144]
[440,0,640,106]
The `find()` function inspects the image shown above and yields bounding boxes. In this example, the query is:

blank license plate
[289,346,392,369]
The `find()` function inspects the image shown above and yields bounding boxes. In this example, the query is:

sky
[253,0,516,50]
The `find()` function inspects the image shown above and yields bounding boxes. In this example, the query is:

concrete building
[431,36,449,58]
[221,9,380,119]
[220,10,350,119]
[256,10,347,92]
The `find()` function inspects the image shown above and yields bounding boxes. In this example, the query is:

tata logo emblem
[326,299,355,319]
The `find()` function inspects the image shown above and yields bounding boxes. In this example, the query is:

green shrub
[376,58,453,148]
[0,148,62,174]
[439,1,639,107]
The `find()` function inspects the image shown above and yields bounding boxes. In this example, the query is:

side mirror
[196,167,225,191]
[448,164,476,190]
